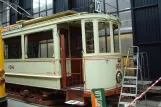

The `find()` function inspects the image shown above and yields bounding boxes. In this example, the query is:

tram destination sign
[95,0,101,13]
[91,88,106,107]
[2,23,24,33]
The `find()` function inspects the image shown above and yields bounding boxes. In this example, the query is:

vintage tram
[2,11,123,105]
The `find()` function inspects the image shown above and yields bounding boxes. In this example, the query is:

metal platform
[124,80,152,85]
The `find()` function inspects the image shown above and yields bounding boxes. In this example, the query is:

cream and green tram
[2,11,123,105]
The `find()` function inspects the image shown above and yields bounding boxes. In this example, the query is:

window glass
[105,0,117,13]
[85,22,94,53]
[47,0,53,9]
[99,22,111,53]
[33,13,39,18]
[47,9,53,16]
[33,0,53,18]
[0,2,10,26]
[119,10,132,33]
[40,0,46,11]
[118,0,131,11]
[2,11,7,23]
[48,42,54,57]
[40,11,46,17]
[4,36,21,59]
[40,43,47,58]
[27,31,53,58]
[33,0,39,13]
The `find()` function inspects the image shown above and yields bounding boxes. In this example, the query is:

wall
[131,0,161,80]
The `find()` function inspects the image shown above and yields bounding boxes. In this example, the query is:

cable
[0,0,32,17]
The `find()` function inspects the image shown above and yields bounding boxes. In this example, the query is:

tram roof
[2,10,119,38]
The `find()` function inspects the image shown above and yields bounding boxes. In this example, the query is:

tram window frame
[113,24,120,53]
[27,30,54,59]
[4,36,22,59]
[98,22,111,53]
[38,39,54,58]
[99,21,120,53]
[85,22,95,54]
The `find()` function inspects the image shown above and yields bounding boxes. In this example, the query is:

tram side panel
[84,55,122,90]
[4,60,62,89]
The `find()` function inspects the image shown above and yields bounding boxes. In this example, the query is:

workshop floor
[7,97,161,107]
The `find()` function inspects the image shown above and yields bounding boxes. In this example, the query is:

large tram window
[85,22,94,53]
[99,22,111,53]
[27,30,53,58]
[4,36,21,59]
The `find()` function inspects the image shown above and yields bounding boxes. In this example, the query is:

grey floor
[7,98,71,107]
[7,97,161,107]
[8,98,42,107]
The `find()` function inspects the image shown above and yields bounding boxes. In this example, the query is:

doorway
[60,25,83,88]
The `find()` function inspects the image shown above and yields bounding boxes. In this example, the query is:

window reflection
[118,0,131,11]
[33,0,53,17]
[33,0,39,13]
[47,0,53,9]
[119,11,132,32]
[40,0,46,11]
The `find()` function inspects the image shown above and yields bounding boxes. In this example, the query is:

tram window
[85,22,94,53]
[99,22,111,53]
[4,36,21,59]
[38,40,53,58]
[27,30,53,58]
[113,24,120,53]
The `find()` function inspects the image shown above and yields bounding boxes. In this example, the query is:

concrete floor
[8,98,42,107]
[7,97,161,107]
[7,98,71,107]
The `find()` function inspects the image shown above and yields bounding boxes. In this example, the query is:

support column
[53,25,60,59]
[110,21,114,53]
[81,20,86,54]
[118,24,121,53]
[93,19,99,54]
[25,35,28,58]
[21,35,25,59]
[52,25,61,75]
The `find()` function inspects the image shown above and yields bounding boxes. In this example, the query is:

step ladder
[118,46,145,107]
[139,52,150,81]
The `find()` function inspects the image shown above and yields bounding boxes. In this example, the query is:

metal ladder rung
[122,84,137,88]
[124,76,137,79]
[119,102,136,106]
[121,93,137,97]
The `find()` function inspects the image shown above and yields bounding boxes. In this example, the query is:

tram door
[60,27,83,88]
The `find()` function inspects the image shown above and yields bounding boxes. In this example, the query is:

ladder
[118,46,143,107]
[139,52,150,81]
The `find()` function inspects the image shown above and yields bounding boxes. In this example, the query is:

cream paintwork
[83,55,122,90]
[6,75,61,89]
[4,59,71,89]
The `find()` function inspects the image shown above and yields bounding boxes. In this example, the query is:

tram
[2,10,123,106]
[0,27,7,107]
